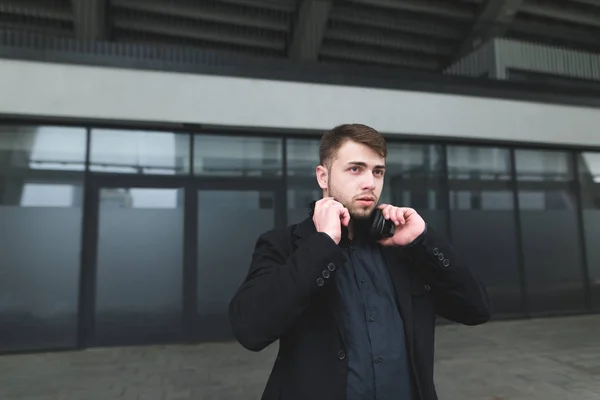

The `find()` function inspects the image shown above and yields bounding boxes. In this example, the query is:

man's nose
[361,174,376,190]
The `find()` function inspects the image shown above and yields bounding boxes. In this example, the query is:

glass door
[192,180,284,341]
[82,175,188,347]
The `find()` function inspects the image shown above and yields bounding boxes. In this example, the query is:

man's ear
[316,165,328,190]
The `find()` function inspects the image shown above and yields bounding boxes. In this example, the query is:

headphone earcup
[370,209,384,239]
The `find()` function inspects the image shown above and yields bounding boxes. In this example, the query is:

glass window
[0,125,85,352]
[286,139,320,224]
[0,125,86,173]
[90,129,190,175]
[387,143,447,234]
[386,142,444,180]
[578,151,600,310]
[194,134,283,176]
[196,190,276,340]
[447,145,511,180]
[447,145,522,317]
[94,187,184,345]
[287,138,319,177]
[515,149,574,181]
[515,149,585,314]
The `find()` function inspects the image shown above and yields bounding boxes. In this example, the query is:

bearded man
[229,123,492,400]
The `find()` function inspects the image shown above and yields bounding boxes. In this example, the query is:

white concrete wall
[1,58,600,147]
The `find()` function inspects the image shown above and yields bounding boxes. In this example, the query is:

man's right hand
[312,197,350,244]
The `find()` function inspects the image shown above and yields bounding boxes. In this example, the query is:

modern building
[1,0,600,355]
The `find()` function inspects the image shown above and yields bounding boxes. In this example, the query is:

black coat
[229,216,492,400]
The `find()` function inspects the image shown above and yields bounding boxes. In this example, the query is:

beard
[327,180,378,220]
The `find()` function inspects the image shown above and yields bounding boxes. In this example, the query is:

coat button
[424,284,431,292]
[432,247,439,256]
[327,263,336,272]
[316,277,324,287]
[322,270,330,279]
[338,350,346,360]
[437,253,444,261]
[443,259,449,267]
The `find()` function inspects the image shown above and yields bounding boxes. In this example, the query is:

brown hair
[319,123,387,169]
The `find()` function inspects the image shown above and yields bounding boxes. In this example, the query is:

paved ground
[0,314,599,400]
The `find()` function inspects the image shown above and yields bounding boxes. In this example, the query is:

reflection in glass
[449,190,514,210]
[515,149,573,181]
[447,145,511,180]
[387,143,447,234]
[0,125,85,352]
[578,152,600,310]
[0,125,86,172]
[386,142,444,180]
[98,188,181,209]
[197,190,275,340]
[90,129,190,175]
[447,146,521,316]
[515,149,585,314]
[287,139,319,176]
[94,187,184,345]
[194,134,282,176]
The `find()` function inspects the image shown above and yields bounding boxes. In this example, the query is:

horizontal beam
[2,58,600,148]
[347,0,473,20]
[112,15,284,50]
[112,0,288,32]
[332,5,464,39]
[0,1,71,21]
[520,1,600,29]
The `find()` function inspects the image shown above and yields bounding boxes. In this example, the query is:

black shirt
[334,224,414,400]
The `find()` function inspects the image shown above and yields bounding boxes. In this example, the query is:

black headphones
[368,208,395,240]
[308,201,395,241]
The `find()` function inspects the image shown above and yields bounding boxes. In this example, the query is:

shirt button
[360,277,366,283]
[375,356,383,363]
[369,315,375,322]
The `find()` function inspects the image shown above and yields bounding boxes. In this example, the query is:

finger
[377,203,388,210]
[383,204,394,221]
[398,208,406,225]
[390,207,401,226]
[340,208,351,226]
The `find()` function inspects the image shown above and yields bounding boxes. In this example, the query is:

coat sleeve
[403,225,493,325]
[229,229,347,352]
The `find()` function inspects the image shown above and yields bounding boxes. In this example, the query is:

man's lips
[356,197,376,204]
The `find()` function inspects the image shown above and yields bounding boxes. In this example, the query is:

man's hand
[312,197,350,245]
[376,204,426,247]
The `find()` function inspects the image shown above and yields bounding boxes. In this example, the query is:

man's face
[316,140,385,219]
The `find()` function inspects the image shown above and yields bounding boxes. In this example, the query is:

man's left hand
[377,204,426,247]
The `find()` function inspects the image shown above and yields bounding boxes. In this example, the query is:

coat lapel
[380,246,415,352]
